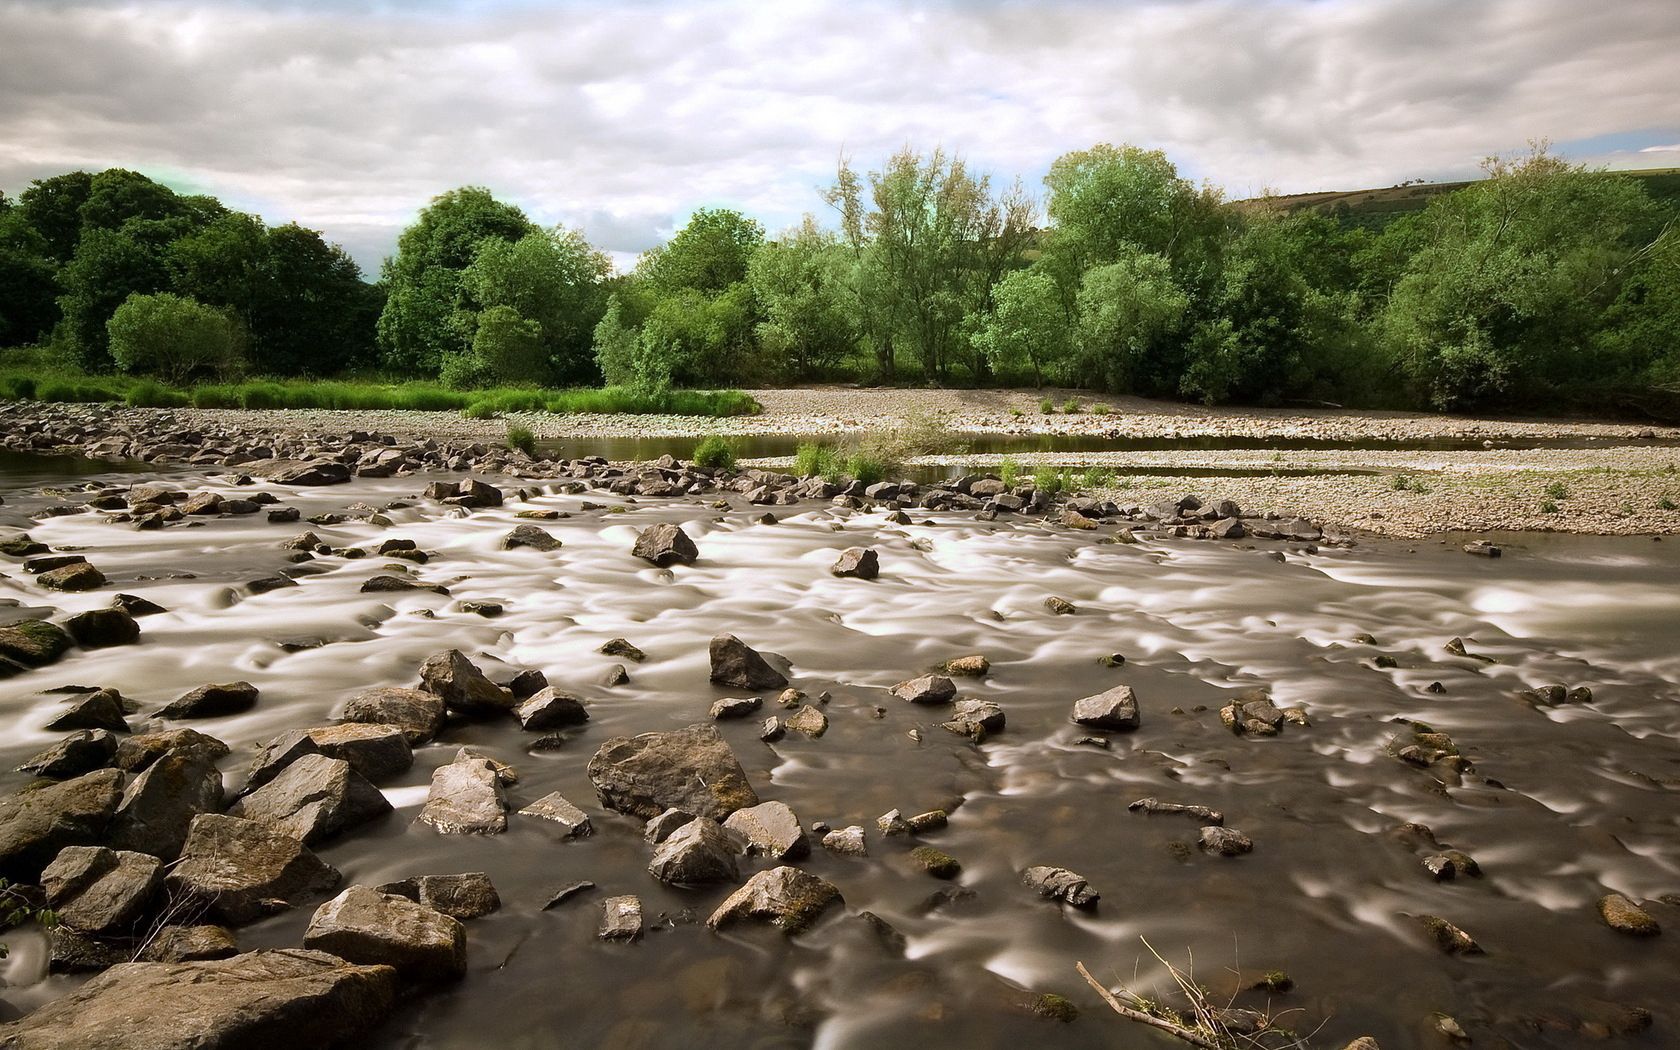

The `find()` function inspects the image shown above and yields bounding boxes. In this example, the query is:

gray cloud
[2,0,1676,275]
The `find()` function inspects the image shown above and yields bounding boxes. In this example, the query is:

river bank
[3,393,1678,538]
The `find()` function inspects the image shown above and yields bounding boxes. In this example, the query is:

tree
[55,223,173,370]
[828,148,1036,382]
[377,186,534,375]
[77,169,188,233]
[972,269,1069,386]
[638,208,764,295]
[462,227,611,383]
[17,171,93,264]
[468,305,546,385]
[1042,143,1226,278]
[166,211,266,328]
[251,223,380,376]
[0,210,60,347]
[1072,249,1189,393]
[748,218,856,379]
[1377,144,1663,409]
[106,292,238,382]
[593,295,640,388]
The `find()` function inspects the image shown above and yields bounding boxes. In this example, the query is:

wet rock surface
[586,723,758,820]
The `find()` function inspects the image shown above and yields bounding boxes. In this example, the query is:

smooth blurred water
[1,464,1677,1049]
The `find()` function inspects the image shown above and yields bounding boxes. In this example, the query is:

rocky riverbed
[0,444,1677,1049]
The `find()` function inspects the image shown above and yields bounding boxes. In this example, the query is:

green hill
[1241,167,1680,231]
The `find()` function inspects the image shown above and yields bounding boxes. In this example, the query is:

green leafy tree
[638,208,764,295]
[55,222,174,370]
[462,226,611,382]
[1377,145,1664,409]
[748,217,856,379]
[77,169,188,233]
[0,210,60,346]
[468,304,546,385]
[377,186,534,375]
[1073,248,1189,393]
[17,171,93,264]
[593,295,641,388]
[973,268,1070,386]
[251,223,381,375]
[106,292,238,382]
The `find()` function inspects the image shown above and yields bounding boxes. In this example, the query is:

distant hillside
[1239,167,1680,231]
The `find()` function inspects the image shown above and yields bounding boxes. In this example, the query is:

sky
[3,0,1678,276]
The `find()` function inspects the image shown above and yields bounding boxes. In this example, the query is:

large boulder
[587,723,758,820]
[646,818,741,885]
[40,845,161,934]
[109,753,223,860]
[64,608,140,649]
[377,873,500,920]
[36,562,107,592]
[0,619,73,668]
[0,767,124,880]
[264,460,353,486]
[44,688,130,732]
[418,753,508,835]
[227,754,391,845]
[157,682,259,720]
[723,801,809,861]
[417,649,515,717]
[17,730,118,779]
[337,686,445,745]
[112,729,229,773]
[166,814,341,925]
[631,522,697,566]
[245,724,412,792]
[515,688,589,731]
[1070,684,1140,730]
[303,885,466,984]
[0,948,396,1050]
[890,674,956,705]
[708,634,788,690]
[707,866,842,935]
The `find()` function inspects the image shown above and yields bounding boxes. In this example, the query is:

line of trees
[3,143,1676,414]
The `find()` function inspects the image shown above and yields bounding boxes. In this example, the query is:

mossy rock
[0,619,74,667]
[1031,993,1079,1022]
[909,846,961,879]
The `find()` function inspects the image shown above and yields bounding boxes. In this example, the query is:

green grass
[0,367,761,418]
[998,456,1022,487]
[691,435,736,470]
[1062,397,1082,414]
[505,422,535,456]
[1544,480,1570,500]
[1391,473,1433,494]
[1039,397,1055,414]
[795,442,844,481]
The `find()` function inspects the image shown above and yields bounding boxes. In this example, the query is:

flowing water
[2,460,1678,1049]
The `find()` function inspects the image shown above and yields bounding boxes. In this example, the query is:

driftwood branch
[1077,960,1223,1050]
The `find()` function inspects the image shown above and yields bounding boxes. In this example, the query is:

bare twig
[1077,960,1223,1050]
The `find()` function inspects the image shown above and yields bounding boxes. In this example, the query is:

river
[2,457,1677,1049]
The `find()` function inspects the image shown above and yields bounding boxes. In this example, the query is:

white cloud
[2,0,1676,274]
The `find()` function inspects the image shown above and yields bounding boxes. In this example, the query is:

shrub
[461,400,497,420]
[795,442,843,480]
[1079,466,1115,489]
[0,373,38,400]
[1039,397,1055,414]
[107,292,238,383]
[472,305,547,386]
[124,379,188,408]
[1032,467,1066,495]
[1544,480,1570,500]
[1091,403,1111,415]
[845,451,890,486]
[504,422,536,455]
[1539,499,1560,514]
[1660,496,1677,511]
[691,435,736,470]
[999,457,1022,487]
[1062,397,1082,413]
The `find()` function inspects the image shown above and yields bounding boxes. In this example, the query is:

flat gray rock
[1070,684,1141,730]
[227,754,392,845]
[167,814,341,926]
[0,768,124,881]
[40,845,162,934]
[518,792,592,837]
[647,817,741,885]
[338,686,445,745]
[587,723,758,821]
[303,885,466,984]
[723,801,809,861]
[418,754,508,835]
[708,634,788,690]
[707,866,842,935]
[417,649,515,717]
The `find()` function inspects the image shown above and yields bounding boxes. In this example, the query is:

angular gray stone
[0,948,396,1050]
[0,619,73,667]
[723,801,809,861]
[418,754,508,834]
[17,730,118,779]
[417,649,515,717]
[40,845,162,933]
[227,754,392,845]
[500,524,561,551]
[133,924,239,963]
[1199,825,1254,856]
[709,695,762,720]
[36,562,107,592]
[109,753,223,861]
[646,817,740,885]
[1071,684,1140,730]
[707,866,843,935]
[942,699,1005,741]
[518,792,592,837]
[376,873,500,920]
[708,634,788,690]
[783,705,828,737]
[112,728,229,773]
[890,674,956,705]
[338,686,445,745]
[830,547,879,579]
[1022,865,1099,909]
[0,768,124,881]
[45,688,130,733]
[157,682,258,720]
[515,687,589,731]
[64,608,140,649]
[822,826,868,856]
[599,894,642,942]
[643,808,695,844]
[167,814,341,926]
[587,723,758,821]
[303,885,466,983]
[631,522,698,566]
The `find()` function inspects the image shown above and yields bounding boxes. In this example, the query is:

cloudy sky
[3,0,1678,274]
